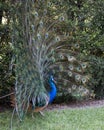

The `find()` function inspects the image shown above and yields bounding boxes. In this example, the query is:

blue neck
[48,80,57,104]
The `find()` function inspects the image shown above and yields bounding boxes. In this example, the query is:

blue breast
[48,77,57,104]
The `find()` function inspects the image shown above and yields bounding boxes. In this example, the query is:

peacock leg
[39,111,45,116]
[32,112,35,119]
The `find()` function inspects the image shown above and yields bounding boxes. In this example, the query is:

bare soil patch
[0,99,104,112]
[46,99,104,111]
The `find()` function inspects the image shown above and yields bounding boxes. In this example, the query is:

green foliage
[88,56,104,99]
[0,0,14,103]
[0,43,14,95]
[79,0,104,98]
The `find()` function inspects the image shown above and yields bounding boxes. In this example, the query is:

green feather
[12,0,88,120]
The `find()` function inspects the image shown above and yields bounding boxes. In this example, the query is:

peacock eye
[72,85,77,90]
[59,16,65,21]
[79,85,83,91]
[77,67,81,72]
[83,89,89,95]
[55,36,60,42]
[75,44,79,48]
[68,71,72,77]
[75,74,80,80]
[45,32,49,39]
[81,63,87,69]
[34,11,39,17]
[39,20,44,27]
[68,55,73,61]
[59,54,64,59]
[81,78,87,83]
[37,33,41,40]
[43,9,47,15]
[47,2,53,7]
[69,65,74,70]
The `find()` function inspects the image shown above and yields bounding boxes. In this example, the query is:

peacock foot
[39,111,45,116]
[32,112,35,119]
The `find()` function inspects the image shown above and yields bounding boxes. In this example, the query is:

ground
[46,99,104,111]
[0,100,104,130]
[0,99,104,112]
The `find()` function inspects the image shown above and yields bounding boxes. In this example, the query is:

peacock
[10,0,89,120]
[10,75,56,117]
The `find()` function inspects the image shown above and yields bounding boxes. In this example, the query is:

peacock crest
[11,0,89,120]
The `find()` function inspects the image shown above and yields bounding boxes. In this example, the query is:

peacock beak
[53,78,57,84]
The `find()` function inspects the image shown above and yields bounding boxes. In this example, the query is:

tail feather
[11,0,89,120]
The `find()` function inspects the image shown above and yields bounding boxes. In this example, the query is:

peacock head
[49,75,56,84]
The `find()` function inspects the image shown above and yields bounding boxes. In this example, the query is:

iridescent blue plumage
[48,76,57,104]
[31,76,57,113]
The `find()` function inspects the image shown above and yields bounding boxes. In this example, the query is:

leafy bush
[0,43,14,104]
[88,56,104,99]
[0,0,14,104]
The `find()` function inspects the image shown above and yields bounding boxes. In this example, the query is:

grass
[0,107,104,130]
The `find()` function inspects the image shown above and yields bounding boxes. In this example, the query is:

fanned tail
[12,0,89,120]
